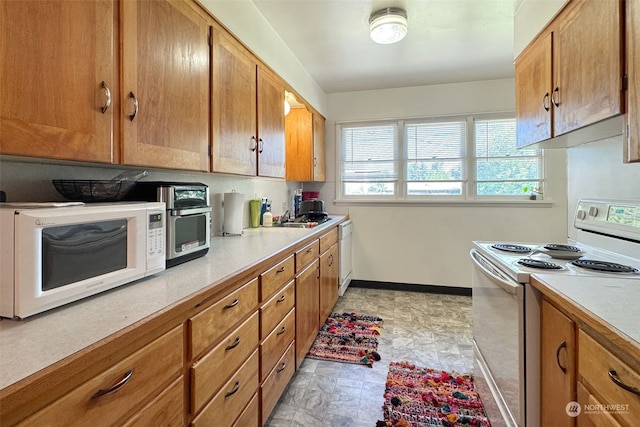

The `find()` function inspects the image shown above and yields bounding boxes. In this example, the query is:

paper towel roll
[224,192,244,235]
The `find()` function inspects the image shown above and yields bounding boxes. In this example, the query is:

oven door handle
[169,206,212,216]
[470,249,519,295]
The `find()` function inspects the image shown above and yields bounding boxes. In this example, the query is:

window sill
[334,199,555,208]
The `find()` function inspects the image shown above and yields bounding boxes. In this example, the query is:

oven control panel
[575,199,640,241]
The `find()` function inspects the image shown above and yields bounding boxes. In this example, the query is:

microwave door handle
[470,249,519,295]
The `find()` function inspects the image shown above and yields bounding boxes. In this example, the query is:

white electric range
[470,199,640,427]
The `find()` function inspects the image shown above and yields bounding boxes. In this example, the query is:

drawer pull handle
[277,295,286,303]
[556,341,567,374]
[276,362,287,373]
[92,369,133,399]
[277,266,286,273]
[608,370,640,396]
[328,254,334,267]
[225,381,240,398]
[276,326,286,336]
[225,337,240,351]
[224,299,239,309]
[306,248,314,254]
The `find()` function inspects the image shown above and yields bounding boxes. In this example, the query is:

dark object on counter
[52,180,136,202]
[298,198,326,216]
[0,191,6,202]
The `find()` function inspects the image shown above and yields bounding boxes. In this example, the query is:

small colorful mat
[306,312,383,367]
[378,361,491,427]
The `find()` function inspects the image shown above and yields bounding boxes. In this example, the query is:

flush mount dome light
[369,7,408,44]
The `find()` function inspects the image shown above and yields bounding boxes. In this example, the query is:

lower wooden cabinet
[295,259,320,368]
[17,325,184,427]
[261,342,296,423]
[122,377,184,427]
[234,394,260,427]
[191,350,259,427]
[540,298,576,427]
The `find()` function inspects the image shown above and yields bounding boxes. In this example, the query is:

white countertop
[0,217,345,390]
[532,273,640,346]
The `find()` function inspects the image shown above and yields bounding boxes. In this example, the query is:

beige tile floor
[264,286,474,427]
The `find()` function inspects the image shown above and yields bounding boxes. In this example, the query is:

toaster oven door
[166,207,211,265]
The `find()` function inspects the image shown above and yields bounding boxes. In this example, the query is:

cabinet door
[257,66,286,178]
[319,243,339,323]
[553,0,624,136]
[295,260,319,368]
[626,0,640,163]
[211,28,258,175]
[0,0,116,163]
[121,0,209,171]
[540,298,576,427]
[285,107,313,181]
[515,32,553,148]
[312,113,326,181]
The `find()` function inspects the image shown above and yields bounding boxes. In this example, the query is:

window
[338,114,543,201]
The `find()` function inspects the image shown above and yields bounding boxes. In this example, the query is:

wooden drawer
[260,280,295,340]
[578,381,623,427]
[191,312,259,414]
[191,350,259,427]
[579,330,640,427]
[190,278,258,357]
[261,341,295,424]
[260,308,295,382]
[319,228,338,253]
[260,254,294,300]
[233,393,259,427]
[18,326,183,427]
[122,377,184,427]
[295,240,319,272]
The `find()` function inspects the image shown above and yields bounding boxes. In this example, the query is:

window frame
[336,112,544,203]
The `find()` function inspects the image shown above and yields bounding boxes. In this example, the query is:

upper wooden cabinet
[0,0,117,163]
[211,27,285,178]
[284,94,326,182]
[516,0,625,148]
[312,113,326,181]
[626,0,640,163]
[120,0,209,171]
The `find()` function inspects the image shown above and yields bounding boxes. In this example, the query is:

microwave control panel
[146,209,165,274]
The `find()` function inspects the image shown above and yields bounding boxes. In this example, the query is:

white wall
[513,0,568,58]
[306,79,568,288]
[566,136,640,240]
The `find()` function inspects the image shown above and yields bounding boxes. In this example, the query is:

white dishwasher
[338,220,352,296]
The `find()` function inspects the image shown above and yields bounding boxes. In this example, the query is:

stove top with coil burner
[570,259,640,275]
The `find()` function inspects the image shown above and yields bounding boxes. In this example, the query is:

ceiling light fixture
[369,7,408,45]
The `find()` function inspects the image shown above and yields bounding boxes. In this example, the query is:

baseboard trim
[349,280,471,297]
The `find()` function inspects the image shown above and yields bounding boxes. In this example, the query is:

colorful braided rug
[306,312,383,367]
[378,361,492,427]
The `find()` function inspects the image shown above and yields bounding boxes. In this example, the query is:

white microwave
[0,202,166,319]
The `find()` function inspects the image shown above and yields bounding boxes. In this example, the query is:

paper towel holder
[223,190,244,236]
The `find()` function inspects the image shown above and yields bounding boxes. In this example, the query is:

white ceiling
[251,0,518,94]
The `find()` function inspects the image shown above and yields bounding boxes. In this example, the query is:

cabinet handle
[128,91,139,121]
[250,136,257,152]
[276,326,286,336]
[224,299,239,309]
[313,157,317,166]
[224,381,240,398]
[555,340,567,374]
[277,266,286,273]
[100,81,111,113]
[91,369,133,399]
[258,138,264,153]
[276,295,286,303]
[225,337,240,351]
[551,87,560,108]
[276,362,287,373]
[608,370,640,396]
[542,92,550,112]
[328,254,334,267]
[306,248,314,254]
